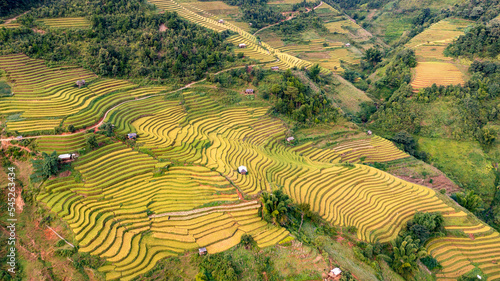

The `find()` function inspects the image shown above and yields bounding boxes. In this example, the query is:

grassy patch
[419,137,495,199]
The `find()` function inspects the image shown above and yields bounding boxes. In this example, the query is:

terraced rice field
[36,133,106,153]
[105,91,455,244]
[38,142,288,280]
[414,44,452,61]
[27,74,500,279]
[324,19,360,34]
[148,0,323,71]
[406,19,471,49]
[183,1,238,15]
[38,17,90,28]
[407,19,470,90]
[292,136,409,164]
[411,62,464,89]
[428,215,500,280]
[0,54,163,133]
[0,21,21,28]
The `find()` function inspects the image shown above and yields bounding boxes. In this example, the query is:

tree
[388,236,426,278]
[99,122,114,137]
[85,134,98,150]
[363,47,382,67]
[41,151,59,178]
[392,130,416,155]
[308,64,321,82]
[454,190,484,213]
[477,127,496,146]
[68,124,76,133]
[261,189,293,226]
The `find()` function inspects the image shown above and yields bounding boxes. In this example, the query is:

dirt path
[4,11,29,24]
[0,65,255,142]
[253,1,323,36]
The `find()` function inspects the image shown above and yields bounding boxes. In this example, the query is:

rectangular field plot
[38,17,90,28]
[406,19,471,48]
[414,44,452,61]
[183,1,238,15]
[324,19,360,34]
[411,62,464,89]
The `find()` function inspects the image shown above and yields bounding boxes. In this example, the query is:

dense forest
[0,0,49,18]
[446,23,500,58]
[0,0,245,83]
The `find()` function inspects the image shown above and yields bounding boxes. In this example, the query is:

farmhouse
[198,247,207,256]
[286,136,295,142]
[127,133,137,139]
[218,19,224,23]
[328,268,341,278]
[58,153,77,161]
[238,43,246,48]
[245,89,254,94]
[76,79,86,88]
[345,43,351,47]
[367,130,372,135]
[271,66,279,71]
[238,166,247,175]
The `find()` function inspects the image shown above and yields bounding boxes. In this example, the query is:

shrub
[347,226,357,234]
[240,234,257,248]
[420,255,442,270]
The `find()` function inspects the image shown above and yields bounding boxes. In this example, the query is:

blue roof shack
[128,133,137,139]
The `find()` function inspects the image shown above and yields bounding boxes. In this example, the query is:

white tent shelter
[238,166,247,175]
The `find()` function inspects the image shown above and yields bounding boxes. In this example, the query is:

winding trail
[253,1,323,36]
[0,65,255,142]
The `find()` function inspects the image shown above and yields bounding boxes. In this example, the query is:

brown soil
[396,174,460,194]
[366,9,377,20]
[58,170,72,178]
[4,11,29,24]
[32,28,46,34]
[44,227,59,241]
[16,188,24,213]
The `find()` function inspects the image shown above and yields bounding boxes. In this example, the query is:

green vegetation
[387,236,427,279]
[452,190,485,214]
[0,0,245,83]
[446,24,500,58]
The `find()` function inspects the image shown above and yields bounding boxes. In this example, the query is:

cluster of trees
[1,0,243,83]
[446,24,500,58]
[201,0,284,29]
[452,190,484,214]
[323,0,388,10]
[451,0,500,22]
[376,49,416,90]
[271,12,327,35]
[291,0,321,11]
[0,0,48,17]
[392,130,427,161]
[194,251,281,281]
[29,151,59,182]
[268,69,339,124]
[260,189,293,225]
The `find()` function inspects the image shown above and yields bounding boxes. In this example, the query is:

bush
[347,226,357,234]
[420,255,442,270]
[240,234,256,248]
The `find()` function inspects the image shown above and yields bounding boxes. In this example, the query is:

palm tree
[379,235,427,279]
[260,189,293,226]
